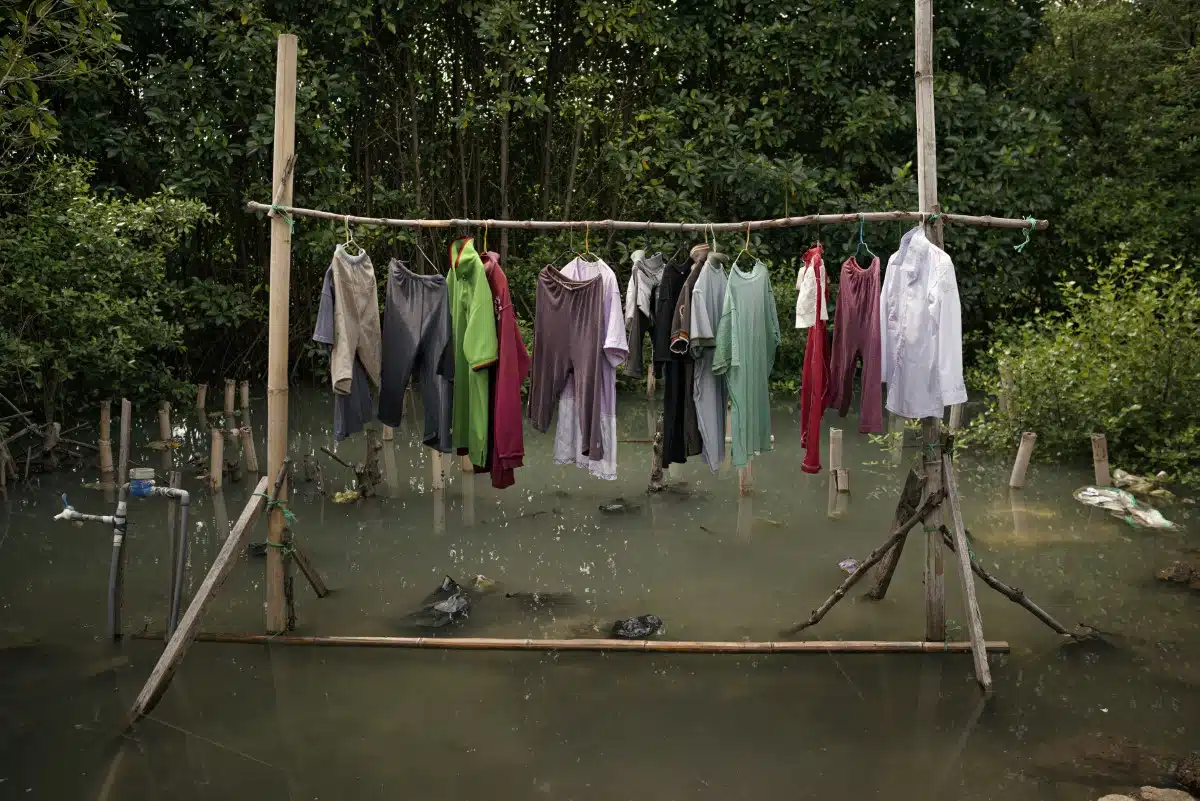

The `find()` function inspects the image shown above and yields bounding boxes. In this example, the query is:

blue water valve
[129,468,156,497]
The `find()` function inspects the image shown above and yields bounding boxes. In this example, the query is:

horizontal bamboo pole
[132,631,1010,654]
[246,202,1048,233]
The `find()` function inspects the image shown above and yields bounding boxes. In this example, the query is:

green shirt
[447,237,498,466]
[713,260,780,468]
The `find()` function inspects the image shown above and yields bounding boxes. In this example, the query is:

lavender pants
[827,256,883,433]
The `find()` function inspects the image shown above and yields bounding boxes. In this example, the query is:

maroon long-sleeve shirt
[482,252,531,489]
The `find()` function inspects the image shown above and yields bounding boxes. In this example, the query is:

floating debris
[1073,486,1176,529]
[332,488,362,504]
[838,558,861,575]
[599,498,640,514]
[147,438,183,451]
[610,614,663,639]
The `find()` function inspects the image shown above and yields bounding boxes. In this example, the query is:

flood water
[1,388,1196,800]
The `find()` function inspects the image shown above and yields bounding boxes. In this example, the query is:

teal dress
[712,260,780,468]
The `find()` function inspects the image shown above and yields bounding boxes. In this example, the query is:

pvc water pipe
[149,486,191,637]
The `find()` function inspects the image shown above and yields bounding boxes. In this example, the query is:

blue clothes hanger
[854,213,875,264]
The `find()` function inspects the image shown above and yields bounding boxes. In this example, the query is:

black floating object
[611,615,664,640]
[599,497,639,514]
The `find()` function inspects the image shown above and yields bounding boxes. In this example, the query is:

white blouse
[879,227,967,419]
[794,245,828,329]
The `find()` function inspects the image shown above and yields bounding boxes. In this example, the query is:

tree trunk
[499,76,511,264]
[563,119,584,221]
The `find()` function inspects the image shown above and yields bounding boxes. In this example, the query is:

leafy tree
[0,160,209,420]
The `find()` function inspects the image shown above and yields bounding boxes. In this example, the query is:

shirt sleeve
[465,277,499,371]
[689,281,714,357]
[603,277,629,367]
[936,256,968,406]
[767,275,781,372]
[624,271,638,324]
[879,257,894,383]
[313,267,335,345]
[712,287,735,376]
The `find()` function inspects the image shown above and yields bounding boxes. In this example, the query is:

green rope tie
[269,204,295,234]
[1013,216,1037,252]
[254,492,297,526]
[262,540,296,558]
[927,211,941,222]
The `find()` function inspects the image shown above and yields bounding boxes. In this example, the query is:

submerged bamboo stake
[195,383,207,426]
[1091,433,1110,487]
[158,400,172,474]
[783,489,945,635]
[1008,432,1036,489]
[265,34,298,634]
[646,371,656,400]
[246,201,1048,233]
[866,469,927,600]
[921,418,946,641]
[382,425,394,442]
[98,400,114,486]
[949,403,964,432]
[117,399,132,487]
[127,477,270,727]
[135,630,1011,654]
[223,379,236,422]
[165,470,181,629]
[239,380,251,424]
[241,427,259,474]
[209,428,223,490]
[430,449,444,491]
[738,460,753,496]
[941,454,991,692]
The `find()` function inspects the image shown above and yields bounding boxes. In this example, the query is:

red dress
[482,252,531,488]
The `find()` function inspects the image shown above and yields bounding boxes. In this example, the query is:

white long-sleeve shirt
[879,226,967,419]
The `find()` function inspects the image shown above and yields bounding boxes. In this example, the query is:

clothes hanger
[854,213,875,266]
[343,215,364,256]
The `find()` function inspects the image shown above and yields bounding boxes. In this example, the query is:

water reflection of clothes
[527,267,606,465]
[654,261,702,467]
[714,260,780,469]
[313,265,374,443]
[553,257,627,481]
[481,251,530,489]
[826,254,883,433]
[377,259,454,453]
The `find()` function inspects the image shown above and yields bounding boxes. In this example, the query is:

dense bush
[961,255,1200,487]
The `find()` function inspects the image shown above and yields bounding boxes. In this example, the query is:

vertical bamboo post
[209,428,223,490]
[915,0,946,643]
[223,379,236,422]
[1091,433,1110,487]
[646,371,656,400]
[1008,432,1036,489]
[117,398,132,487]
[99,400,114,487]
[265,34,298,634]
[239,380,250,424]
[738,460,752,496]
[165,469,181,631]
[239,381,259,473]
[382,425,394,442]
[158,401,172,474]
[224,379,242,480]
[196,383,207,414]
[948,403,964,432]
[430,449,444,491]
[827,427,843,518]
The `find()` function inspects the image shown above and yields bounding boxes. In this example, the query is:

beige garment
[330,244,381,395]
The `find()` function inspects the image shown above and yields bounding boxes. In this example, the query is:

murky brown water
[1,389,1196,800]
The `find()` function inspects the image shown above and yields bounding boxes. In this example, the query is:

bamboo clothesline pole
[246,201,1048,234]
[132,631,1010,655]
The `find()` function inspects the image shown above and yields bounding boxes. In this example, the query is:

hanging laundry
[623,249,663,379]
[688,250,729,472]
[555,256,628,480]
[329,244,382,395]
[312,264,373,443]
[826,253,883,434]
[797,243,830,473]
[880,226,967,419]
[654,254,702,468]
[527,267,606,464]
[447,237,499,468]
[713,259,780,469]
[481,249,531,489]
[795,242,829,328]
[377,259,454,453]
[666,246,713,463]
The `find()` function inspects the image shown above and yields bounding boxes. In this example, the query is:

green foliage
[0,160,210,417]
[0,0,122,190]
[961,255,1200,486]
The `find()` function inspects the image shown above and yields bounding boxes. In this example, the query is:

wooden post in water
[738,460,753,496]
[1091,433,1110,487]
[949,403,964,432]
[209,428,223,490]
[239,381,259,473]
[99,400,114,487]
[223,379,236,423]
[430,449,444,491]
[646,371,656,400]
[117,399,132,487]
[157,401,172,474]
[224,379,242,481]
[941,454,991,691]
[915,0,946,642]
[382,425,394,442]
[1008,432,1036,489]
[265,34,298,634]
[196,383,207,415]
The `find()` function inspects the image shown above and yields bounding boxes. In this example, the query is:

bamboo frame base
[133,631,1009,654]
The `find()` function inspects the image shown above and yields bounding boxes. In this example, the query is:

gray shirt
[314,265,375,442]
[689,258,728,471]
